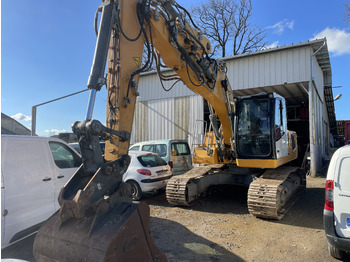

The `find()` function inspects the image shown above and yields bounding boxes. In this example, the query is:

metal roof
[223,38,331,78]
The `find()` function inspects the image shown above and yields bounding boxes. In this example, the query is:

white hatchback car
[324,145,350,259]
[123,151,172,200]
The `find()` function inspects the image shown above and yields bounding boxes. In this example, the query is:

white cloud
[287,21,294,30]
[267,19,295,35]
[44,129,67,135]
[311,27,350,56]
[262,41,279,50]
[11,113,31,122]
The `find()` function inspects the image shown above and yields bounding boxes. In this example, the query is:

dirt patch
[145,176,348,262]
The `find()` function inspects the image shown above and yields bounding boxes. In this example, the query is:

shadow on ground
[1,216,244,262]
[151,217,244,262]
[273,187,325,230]
[143,185,249,215]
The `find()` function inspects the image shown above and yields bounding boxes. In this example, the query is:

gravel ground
[2,176,349,262]
[145,176,349,262]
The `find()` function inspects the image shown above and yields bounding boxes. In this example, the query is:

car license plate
[157,170,167,176]
[347,218,350,227]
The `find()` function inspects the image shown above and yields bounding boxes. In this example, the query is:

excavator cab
[235,93,298,169]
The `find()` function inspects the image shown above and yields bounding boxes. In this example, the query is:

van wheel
[126,181,142,200]
[327,241,344,259]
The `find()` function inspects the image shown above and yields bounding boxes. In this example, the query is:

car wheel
[126,181,142,200]
[327,241,344,259]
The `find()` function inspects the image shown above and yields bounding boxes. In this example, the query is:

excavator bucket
[33,201,168,262]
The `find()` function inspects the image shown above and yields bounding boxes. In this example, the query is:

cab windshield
[237,97,272,157]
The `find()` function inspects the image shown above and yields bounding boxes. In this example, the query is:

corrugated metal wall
[174,97,189,139]
[148,98,175,140]
[130,94,203,149]
[137,71,194,101]
[227,47,311,90]
[132,101,148,142]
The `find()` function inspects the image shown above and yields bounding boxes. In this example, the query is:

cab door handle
[42,177,51,182]
[57,175,65,179]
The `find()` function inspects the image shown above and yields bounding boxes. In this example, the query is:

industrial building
[1,113,32,136]
[130,38,335,177]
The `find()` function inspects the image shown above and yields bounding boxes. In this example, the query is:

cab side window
[275,99,286,140]
[49,142,82,169]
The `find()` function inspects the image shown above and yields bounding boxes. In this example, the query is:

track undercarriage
[247,166,306,219]
[166,165,306,220]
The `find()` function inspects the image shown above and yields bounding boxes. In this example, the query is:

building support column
[309,81,317,177]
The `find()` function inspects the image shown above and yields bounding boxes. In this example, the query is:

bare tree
[190,0,267,57]
[346,2,350,21]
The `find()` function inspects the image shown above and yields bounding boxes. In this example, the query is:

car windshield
[137,154,167,167]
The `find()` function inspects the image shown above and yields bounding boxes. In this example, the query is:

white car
[324,145,350,259]
[123,151,172,200]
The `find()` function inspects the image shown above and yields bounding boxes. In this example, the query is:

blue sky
[2,0,350,136]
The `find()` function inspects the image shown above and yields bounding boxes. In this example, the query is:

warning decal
[133,57,141,67]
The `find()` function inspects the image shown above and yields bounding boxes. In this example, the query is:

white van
[1,135,81,248]
[324,145,350,259]
[129,139,192,176]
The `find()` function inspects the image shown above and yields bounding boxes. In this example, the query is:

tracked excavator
[33,0,306,261]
